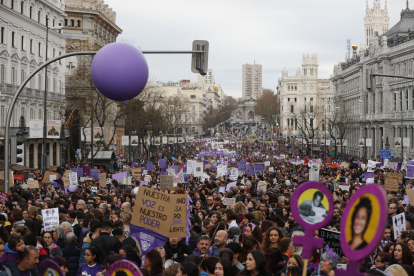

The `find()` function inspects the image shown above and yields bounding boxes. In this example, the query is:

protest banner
[41,208,59,232]
[223,198,236,206]
[144,175,152,182]
[160,175,173,191]
[319,228,343,257]
[69,172,78,185]
[91,187,98,193]
[27,179,39,189]
[131,186,187,237]
[384,177,399,192]
[257,181,267,193]
[219,186,225,193]
[393,213,406,239]
[70,168,83,178]
[0,192,9,202]
[388,172,403,184]
[226,181,237,191]
[99,173,107,187]
[112,172,127,183]
[90,169,100,179]
[43,172,58,184]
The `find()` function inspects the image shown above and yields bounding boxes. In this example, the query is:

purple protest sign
[254,164,265,173]
[106,260,143,276]
[291,181,334,259]
[388,162,398,170]
[131,162,136,168]
[340,184,387,262]
[159,159,166,169]
[82,166,91,177]
[71,168,83,178]
[140,181,148,186]
[238,162,247,171]
[408,160,414,166]
[407,166,414,178]
[146,161,154,171]
[112,172,127,183]
[247,164,255,175]
[90,169,100,179]
[172,165,179,174]
[364,172,375,179]
[184,174,190,183]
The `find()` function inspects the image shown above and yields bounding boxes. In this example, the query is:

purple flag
[397,162,402,171]
[130,224,168,256]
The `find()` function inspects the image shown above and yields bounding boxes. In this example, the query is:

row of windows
[287,97,313,102]
[1,64,63,92]
[64,19,81,28]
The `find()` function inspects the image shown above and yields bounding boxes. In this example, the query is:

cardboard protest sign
[43,172,58,184]
[257,181,267,193]
[384,177,399,192]
[62,170,72,187]
[388,172,403,184]
[229,163,237,168]
[131,186,187,237]
[223,198,236,206]
[319,228,343,257]
[49,166,58,171]
[131,168,142,179]
[27,179,39,189]
[41,208,59,232]
[68,172,78,185]
[0,170,14,190]
[99,173,106,187]
[160,175,174,191]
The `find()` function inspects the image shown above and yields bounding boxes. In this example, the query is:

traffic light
[10,137,23,165]
[191,40,209,76]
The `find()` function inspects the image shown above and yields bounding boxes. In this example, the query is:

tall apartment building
[242,63,262,100]
[0,0,67,168]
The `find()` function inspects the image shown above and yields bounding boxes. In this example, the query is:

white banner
[46,120,61,138]
[81,127,104,142]
[395,137,402,148]
[121,136,129,146]
[168,137,177,144]
[404,137,410,147]
[177,137,184,143]
[366,138,372,147]
[359,138,365,147]
[162,136,168,144]
[69,172,78,185]
[154,137,160,146]
[29,120,43,138]
[309,163,320,182]
[131,136,138,146]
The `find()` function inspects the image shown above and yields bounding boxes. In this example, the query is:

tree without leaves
[254,89,279,126]
[203,96,238,129]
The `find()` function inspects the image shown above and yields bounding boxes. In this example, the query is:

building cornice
[65,7,122,34]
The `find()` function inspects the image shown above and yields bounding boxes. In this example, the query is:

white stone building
[331,1,414,160]
[364,0,389,48]
[278,54,333,138]
[0,0,67,168]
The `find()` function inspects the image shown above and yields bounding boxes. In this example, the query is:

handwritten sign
[41,208,59,232]
[384,177,399,192]
[160,175,173,191]
[388,172,403,184]
[132,168,141,179]
[223,198,236,206]
[62,171,71,187]
[90,169,100,179]
[91,186,98,193]
[42,172,58,184]
[68,172,78,185]
[144,175,152,182]
[99,173,106,187]
[131,186,187,237]
[319,228,343,257]
[27,179,39,189]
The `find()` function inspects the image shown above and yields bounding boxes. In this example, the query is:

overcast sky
[104,0,407,98]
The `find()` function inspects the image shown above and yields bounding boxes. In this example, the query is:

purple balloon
[91,43,149,101]
[68,185,77,192]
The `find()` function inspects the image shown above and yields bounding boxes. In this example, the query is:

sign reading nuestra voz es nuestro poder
[132,186,187,237]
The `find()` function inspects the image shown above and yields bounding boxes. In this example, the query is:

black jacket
[285,223,304,237]
[164,239,192,263]
[90,232,121,261]
[72,224,82,241]
[32,218,42,236]
[61,245,81,276]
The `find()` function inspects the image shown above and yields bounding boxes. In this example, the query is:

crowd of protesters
[0,138,411,276]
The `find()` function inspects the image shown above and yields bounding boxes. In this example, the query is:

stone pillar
[33,142,38,169]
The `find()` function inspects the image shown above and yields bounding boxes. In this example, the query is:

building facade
[331,1,414,160]
[0,0,67,168]
[278,54,333,138]
[242,63,262,100]
[364,0,389,48]
[64,0,122,162]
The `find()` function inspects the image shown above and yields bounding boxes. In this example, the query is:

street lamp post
[43,18,63,173]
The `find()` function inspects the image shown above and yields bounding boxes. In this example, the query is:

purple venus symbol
[91,43,149,101]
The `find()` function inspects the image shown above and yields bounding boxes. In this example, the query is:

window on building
[287,119,290,127]
[20,69,25,84]
[406,90,409,110]
[20,1,23,14]
[59,52,61,64]
[295,86,297,90]
[288,98,290,102]
[394,92,397,111]
[29,6,32,18]
[38,42,41,56]
[11,67,16,85]
[0,107,4,127]
[52,19,55,27]
[30,39,33,53]
[53,78,56,92]
[38,74,42,90]
[53,48,55,58]
[310,105,313,113]
[295,119,297,130]
[0,65,5,83]
[11,0,13,9]
[64,19,67,26]
[310,118,314,127]
[310,97,313,101]
[21,35,24,50]
[38,11,41,23]
[11,32,15,47]
[0,27,4,44]
[38,109,42,120]
[291,105,294,113]
[70,20,74,27]
[288,86,290,91]
[310,68,313,75]
[304,69,307,75]
[77,20,81,27]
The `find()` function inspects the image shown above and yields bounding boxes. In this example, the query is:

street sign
[117,153,126,159]
[379,149,391,159]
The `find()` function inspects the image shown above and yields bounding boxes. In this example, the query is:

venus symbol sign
[91,43,149,101]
